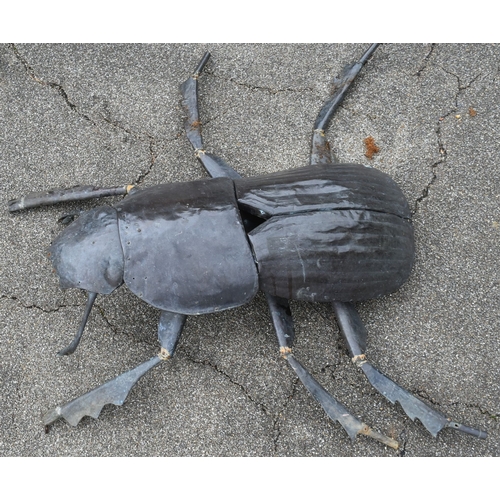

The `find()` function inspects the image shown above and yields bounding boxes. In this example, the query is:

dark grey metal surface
[332,300,367,356]
[266,293,295,350]
[286,354,398,449]
[115,177,258,314]
[49,206,124,294]
[235,164,412,220]
[250,209,414,302]
[158,310,186,355]
[43,355,162,427]
[267,292,397,448]
[359,363,486,439]
[310,43,380,165]
[8,185,130,212]
[180,52,241,180]
[58,291,97,356]
[43,305,187,430]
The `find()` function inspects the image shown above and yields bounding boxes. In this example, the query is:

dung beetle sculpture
[8,44,487,449]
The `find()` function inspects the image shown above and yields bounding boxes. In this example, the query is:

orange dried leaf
[364,136,380,159]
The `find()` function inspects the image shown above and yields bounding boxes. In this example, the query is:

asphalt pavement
[0,44,498,456]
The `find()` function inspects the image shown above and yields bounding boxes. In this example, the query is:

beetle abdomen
[115,178,259,315]
[249,209,414,302]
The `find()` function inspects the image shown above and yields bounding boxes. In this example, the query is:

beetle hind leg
[43,310,186,428]
[332,301,487,439]
[310,44,379,166]
[266,294,399,449]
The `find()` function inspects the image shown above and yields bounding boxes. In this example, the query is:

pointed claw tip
[42,406,62,426]
[360,425,399,450]
[447,421,487,439]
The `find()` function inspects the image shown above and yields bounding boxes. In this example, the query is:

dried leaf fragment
[364,136,380,159]
[469,107,477,117]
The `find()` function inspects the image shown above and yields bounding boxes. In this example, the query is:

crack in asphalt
[10,44,95,125]
[95,303,119,340]
[10,44,167,189]
[412,53,485,216]
[98,116,161,186]
[0,293,82,313]
[272,377,300,454]
[413,66,483,214]
[413,114,446,214]
[183,350,270,416]
[179,347,303,455]
[134,137,157,187]
[397,427,409,456]
[442,68,482,106]
[182,350,271,411]
[205,70,315,96]
[414,44,437,78]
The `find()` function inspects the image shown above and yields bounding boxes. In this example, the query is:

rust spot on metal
[316,140,331,154]
[191,120,201,129]
[364,136,379,159]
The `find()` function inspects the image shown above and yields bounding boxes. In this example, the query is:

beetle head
[49,206,124,294]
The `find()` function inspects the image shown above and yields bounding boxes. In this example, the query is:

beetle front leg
[266,294,399,449]
[43,310,186,428]
[332,301,487,439]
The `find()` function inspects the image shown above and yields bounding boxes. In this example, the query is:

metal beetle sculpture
[8,45,487,448]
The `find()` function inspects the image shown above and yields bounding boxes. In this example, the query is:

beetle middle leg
[184,48,397,449]
[43,310,186,428]
[267,294,399,449]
